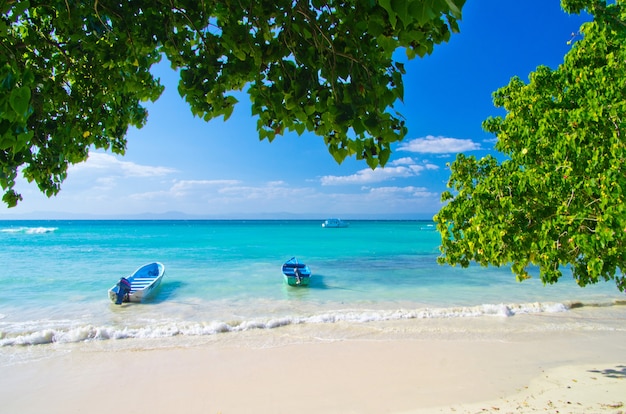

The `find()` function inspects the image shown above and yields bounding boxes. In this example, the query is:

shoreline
[2,308,625,414]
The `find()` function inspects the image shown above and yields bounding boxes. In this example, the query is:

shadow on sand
[588,365,626,379]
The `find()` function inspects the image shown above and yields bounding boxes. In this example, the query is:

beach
[1,221,625,412]
[2,305,625,414]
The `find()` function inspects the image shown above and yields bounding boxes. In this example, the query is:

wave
[1,227,58,234]
[0,300,601,347]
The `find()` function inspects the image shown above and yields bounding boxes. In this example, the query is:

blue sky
[1,1,590,220]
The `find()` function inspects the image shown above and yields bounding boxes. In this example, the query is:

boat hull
[108,262,165,304]
[322,218,348,228]
[283,274,311,286]
[282,257,311,287]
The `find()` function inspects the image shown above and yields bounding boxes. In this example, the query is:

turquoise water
[0,220,622,348]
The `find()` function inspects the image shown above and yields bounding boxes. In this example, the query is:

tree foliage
[0,0,464,206]
[435,0,626,291]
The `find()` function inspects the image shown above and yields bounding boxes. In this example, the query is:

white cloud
[320,159,438,185]
[170,179,241,194]
[390,157,416,166]
[365,186,440,198]
[5,152,442,218]
[90,176,119,192]
[130,180,302,205]
[398,135,481,154]
[266,180,287,187]
[70,152,177,177]
[213,182,318,206]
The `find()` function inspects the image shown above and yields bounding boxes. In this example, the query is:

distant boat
[108,262,165,304]
[282,257,311,286]
[322,218,349,228]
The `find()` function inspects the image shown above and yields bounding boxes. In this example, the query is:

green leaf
[378,0,397,28]
[9,86,31,117]
[367,18,385,37]
[379,147,391,166]
[444,0,463,19]
[366,156,379,169]
[0,68,15,90]
[294,122,305,135]
[391,0,409,26]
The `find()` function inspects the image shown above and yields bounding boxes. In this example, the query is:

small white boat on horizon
[108,262,165,304]
[322,218,349,228]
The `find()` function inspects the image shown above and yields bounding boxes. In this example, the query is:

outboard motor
[115,277,132,305]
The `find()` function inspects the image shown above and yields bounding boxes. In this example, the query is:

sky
[1,0,592,220]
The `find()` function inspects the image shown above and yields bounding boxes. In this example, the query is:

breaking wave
[1,226,58,234]
[0,301,583,347]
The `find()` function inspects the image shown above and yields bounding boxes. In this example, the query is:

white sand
[412,363,626,414]
[1,310,625,414]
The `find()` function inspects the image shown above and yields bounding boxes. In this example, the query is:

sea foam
[0,301,577,347]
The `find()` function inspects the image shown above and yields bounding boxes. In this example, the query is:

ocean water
[0,220,624,355]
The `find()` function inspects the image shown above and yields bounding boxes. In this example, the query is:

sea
[1,220,624,364]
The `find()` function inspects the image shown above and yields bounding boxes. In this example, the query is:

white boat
[108,262,165,304]
[322,218,349,228]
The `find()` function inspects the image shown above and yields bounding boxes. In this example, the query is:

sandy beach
[2,306,625,414]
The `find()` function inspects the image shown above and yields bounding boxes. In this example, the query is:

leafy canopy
[434,0,626,291]
[0,0,464,206]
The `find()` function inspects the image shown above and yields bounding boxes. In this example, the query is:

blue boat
[282,257,311,286]
[108,262,165,304]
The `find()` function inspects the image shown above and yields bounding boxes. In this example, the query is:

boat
[321,218,349,228]
[108,262,165,304]
[282,257,311,286]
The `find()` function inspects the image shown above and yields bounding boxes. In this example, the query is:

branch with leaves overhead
[0,0,464,207]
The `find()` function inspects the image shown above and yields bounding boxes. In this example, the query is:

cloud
[397,135,481,154]
[170,179,241,194]
[7,150,443,218]
[130,180,299,204]
[365,186,440,199]
[127,179,244,202]
[320,158,438,185]
[390,157,417,166]
[70,152,177,177]
[214,181,316,204]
